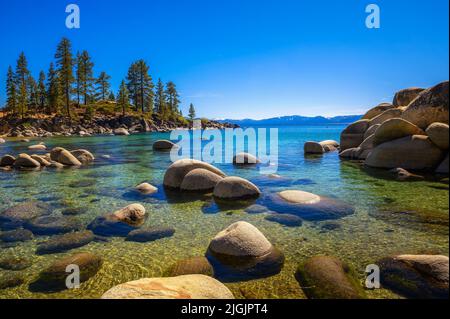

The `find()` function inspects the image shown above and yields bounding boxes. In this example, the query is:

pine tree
[117,80,130,117]
[108,90,115,101]
[127,60,154,114]
[15,52,30,119]
[155,78,167,120]
[55,38,74,119]
[188,103,196,121]
[76,50,95,105]
[96,71,111,101]
[126,62,139,112]
[165,81,180,118]
[6,66,17,114]
[37,71,46,111]
[27,75,38,112]
[46,62,61,114]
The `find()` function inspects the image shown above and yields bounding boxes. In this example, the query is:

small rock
[0,229,33,242]
[265,213,303,227]
[126,227,175,242]
[167,257,214,277]
[28,144,46,151]
[244,204,269,214]
[153,139,177,150]
[0,274,24,290]
[114,128,130,136]
[112,204,146,226]
[71,149,95,164]
[389,168,424,181]
[213,177,261,200]
[0,155,15,167]
[0,257,32,270]
[135,182,158,195]
[233,152,260,165]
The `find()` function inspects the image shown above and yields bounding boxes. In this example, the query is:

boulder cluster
[0,146,94,171]
[339,81,449,174]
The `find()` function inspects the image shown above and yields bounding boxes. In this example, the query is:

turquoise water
[0,125,448,299]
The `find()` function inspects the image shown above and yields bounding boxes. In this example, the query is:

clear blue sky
[0,0,448,119]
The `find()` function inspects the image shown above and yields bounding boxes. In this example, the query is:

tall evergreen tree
[27,75,38,111]
[108,90,115,101]
[55,38,74,119]
[165,81,180,118]
[96,71,111,101]
[46,62,60,114]
[126,60,154,113]
[37,71,46,111]
[76,50,95,105]
[154,78,167,119]
[117,80,130,117]
[6,66,17,114]
[126,62,139,111]
[188,103,196,121]
[15,52,30,119]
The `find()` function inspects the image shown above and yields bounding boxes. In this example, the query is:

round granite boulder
[373,118,425,146]
[0,155,15,167]
[207,221,284,279]
[135,182,158,195]
[13,153,41,169]
[362,103,395,120]
[295,256,366,299]
[180,168,224,192]
[153,140,177,151]
[50,147,82,166]
[232,152,260,165]
[101,275,234,299]
[378,254,449,299]
[340,119,370,151]
[426,122,449,150]
[393,87,425,107]
[71,149,95,164]
[163,159,226,189]
[112,204,146,226]
[369,108,404,126]
[213,177,261,200]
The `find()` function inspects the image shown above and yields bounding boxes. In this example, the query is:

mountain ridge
[216,115,362,126]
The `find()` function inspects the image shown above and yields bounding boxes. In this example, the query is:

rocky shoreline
[0,114,238,138]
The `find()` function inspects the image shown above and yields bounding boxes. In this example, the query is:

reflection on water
[0,126,448,299]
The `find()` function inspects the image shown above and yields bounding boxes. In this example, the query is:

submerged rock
[0,228,33,242]
[0,274,24,290]
[266,190,355,221]
[207,221,284,279]
[25,215,82,235]
[265,213,303,227]
[112,204,146,226]
[0,257,32,271]
[31,252,102,292]
[378,254,449,299]
[36,230,95,255]
[232,152,260,165]
[126,227,175,243]
[0,201,52,227]
[135,183,158,195]
[87,214,138,237]
[389,168,424,181]
[180,168,223,192]
[244,204,270,214]
[213,177,261,200]
[167,257,214,277]
[163,159,226,189]
[295,256,366,299]
[101,274,234,299]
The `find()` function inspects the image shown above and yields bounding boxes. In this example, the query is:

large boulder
[295,256,366,299]
[233,152,260,165]
[101,275,234,299]
[365,135,444,170]
[426,123,449,150]
[114,128,130,136]
[0,155,15,167]
[393,87,425,106]
[340,119,370,151]
[36,230,95,255]
[378,254,448,299]
[207,221,284,278]
[32,253,102,291]
[304,141,324,154]
[402,81,449,129]
[362,103,395,120]
[50,147,82,166]
[112,204,146,226]
[369,108,403,126]
[153,140,177,151]
[31,155,51,167]
[213,177,261,200]
[13,153,41,168]
[357,134,375,160]
[71,149,95,164]
[373,118,425,146]
[267,190,355,221]
[363,124,381,140]
[436,154,449,174]
[180,168,223,191]
[163,159,226,189]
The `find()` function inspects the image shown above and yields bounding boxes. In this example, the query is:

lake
[0,125,448,298]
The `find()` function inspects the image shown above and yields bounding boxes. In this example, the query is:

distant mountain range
[217,115,362,126]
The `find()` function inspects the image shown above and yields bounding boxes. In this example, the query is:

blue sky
[0,0,448,119]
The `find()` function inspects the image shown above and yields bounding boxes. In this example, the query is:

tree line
[4,37,196,122]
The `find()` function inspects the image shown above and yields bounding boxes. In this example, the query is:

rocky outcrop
[163,159,226,189]
[365,135,444,170]
[378,254,449,299]
[213,177,261,200]
[101,275,234,299]
[295,256,366,299]
[362,103,395,120]
[393,87,425,107]
[402,81,449,129]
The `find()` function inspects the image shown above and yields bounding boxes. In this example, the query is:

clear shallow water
[0,125,448,299]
